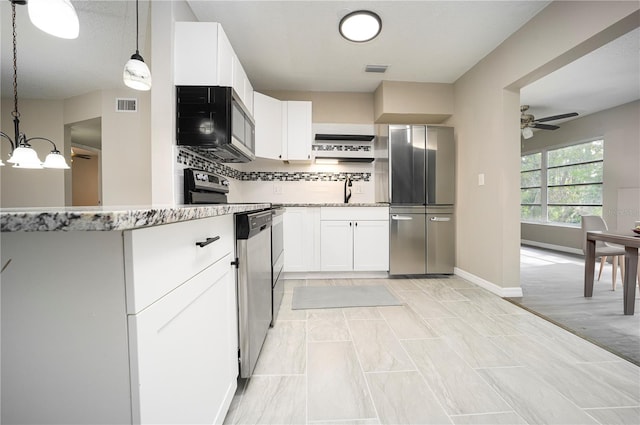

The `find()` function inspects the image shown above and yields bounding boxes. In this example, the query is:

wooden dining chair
[581,215,626,290]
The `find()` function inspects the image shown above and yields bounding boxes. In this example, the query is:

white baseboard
[454,267,523,298]
[283,271,389,280]
[521,240,583,256]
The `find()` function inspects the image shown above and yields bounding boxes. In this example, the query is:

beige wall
[521,100,640,251]
[99,89,152,206]
[262,90,374,124]
[373,81,454,124]
[1,99,66,207]
[451,2,639,290]
[63,89,152,206]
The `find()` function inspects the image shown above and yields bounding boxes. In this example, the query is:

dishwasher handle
[429,217,451,222]
[391,215,413,221]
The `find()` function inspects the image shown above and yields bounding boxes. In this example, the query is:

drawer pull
[195,236,220,248]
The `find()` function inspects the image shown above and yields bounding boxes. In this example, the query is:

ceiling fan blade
[532,123,560,130]
[535,112,578,122]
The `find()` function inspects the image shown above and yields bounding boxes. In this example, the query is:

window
[521,140,603,225]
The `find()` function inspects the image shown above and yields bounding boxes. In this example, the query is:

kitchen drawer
[320,206,388,221]
[124,215,233,314]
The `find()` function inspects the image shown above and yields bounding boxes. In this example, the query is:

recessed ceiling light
[339,10,382,43]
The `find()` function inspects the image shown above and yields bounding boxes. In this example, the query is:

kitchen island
[1,204,268,424]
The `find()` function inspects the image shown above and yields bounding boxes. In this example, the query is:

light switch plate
[478,173,485,186]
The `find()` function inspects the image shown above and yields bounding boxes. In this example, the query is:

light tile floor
[224,277,640,425]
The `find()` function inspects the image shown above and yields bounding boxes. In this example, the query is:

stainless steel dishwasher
[234,209,272,378]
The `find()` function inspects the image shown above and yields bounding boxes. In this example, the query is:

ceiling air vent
[365,64,388,73]
[116,98,138,112]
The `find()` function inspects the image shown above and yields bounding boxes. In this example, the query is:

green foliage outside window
[521,140,603,225]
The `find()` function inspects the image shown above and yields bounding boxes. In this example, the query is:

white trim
[454,267,523,298]
[521,239,583,256]
[283,271,389,280]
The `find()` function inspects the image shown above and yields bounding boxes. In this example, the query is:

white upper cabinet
[174,22,253,113]
[254,94,312,161]
[254,92,284,160]
[286,101,313,161]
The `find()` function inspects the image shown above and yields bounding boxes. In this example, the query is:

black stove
[183,168,230,204]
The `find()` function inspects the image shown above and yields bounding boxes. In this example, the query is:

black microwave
[176,86,255,163]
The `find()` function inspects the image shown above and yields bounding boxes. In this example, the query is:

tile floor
[223,277,640,425]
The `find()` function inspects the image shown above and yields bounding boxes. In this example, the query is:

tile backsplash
[177,147,375,204]
[177,147,371,182]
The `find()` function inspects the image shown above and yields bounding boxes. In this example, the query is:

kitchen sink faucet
[344,176,352,203]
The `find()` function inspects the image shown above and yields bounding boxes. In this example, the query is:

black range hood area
[314,134,375,142]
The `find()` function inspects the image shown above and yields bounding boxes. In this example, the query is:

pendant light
[0,1,70,169]
[123,0,151,91]
[27,0,79,39]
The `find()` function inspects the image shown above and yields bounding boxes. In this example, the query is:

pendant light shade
[27,0,79,39]
[123,53,152,91]
[8,146,43,169]
[124,0,151,91]
[43,150,71,169]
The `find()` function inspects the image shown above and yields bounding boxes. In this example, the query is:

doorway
[66,117,102,206]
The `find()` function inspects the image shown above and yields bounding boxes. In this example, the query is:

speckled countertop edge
[273,203,390,207]
[0,204,271,232]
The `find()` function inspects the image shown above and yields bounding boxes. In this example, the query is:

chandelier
[0,1,71,169]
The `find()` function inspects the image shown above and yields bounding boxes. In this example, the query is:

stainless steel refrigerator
[375,125,455,275]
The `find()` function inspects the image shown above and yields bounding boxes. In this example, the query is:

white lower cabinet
[283,207,320,272]
[319,207,390,272]
[320,219,389,271]
[320,220,353,270]
[0,215,238,424]
[129,255,236,424]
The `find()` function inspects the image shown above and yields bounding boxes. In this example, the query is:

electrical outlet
[355,184,364,194]
[273,184,283,194]
[478,173,485,186]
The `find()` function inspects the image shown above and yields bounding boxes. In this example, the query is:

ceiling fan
[71,149,92,160]
[520,105,578,139]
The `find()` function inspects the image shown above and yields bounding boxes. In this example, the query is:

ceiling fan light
[42,151,70,169]
[27,0,79,39]
[522,127,534,139]
[123,55,152,91]
[339,10,382,42]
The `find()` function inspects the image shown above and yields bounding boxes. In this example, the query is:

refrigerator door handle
[391,215,413,221]
[429,217,451,222]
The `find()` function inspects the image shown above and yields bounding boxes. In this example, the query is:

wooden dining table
[584,231,640,315]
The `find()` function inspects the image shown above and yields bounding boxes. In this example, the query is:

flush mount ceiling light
[0,1,70,169]
[27,0,79,39]
[339,10,382,43]
[123,0,152,91]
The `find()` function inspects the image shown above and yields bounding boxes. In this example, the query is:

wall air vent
[116,98,138,112]
[365,64,388,73]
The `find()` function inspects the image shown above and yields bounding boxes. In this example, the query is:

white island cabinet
[1,212,241,424]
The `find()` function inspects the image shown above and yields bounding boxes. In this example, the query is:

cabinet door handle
[349,222,352,227]
[355,222,358,227]
[391,215,413,221]
[195,236,220,248]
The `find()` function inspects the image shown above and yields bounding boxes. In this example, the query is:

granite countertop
[274,203,389,207]
[0,204,270,232]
